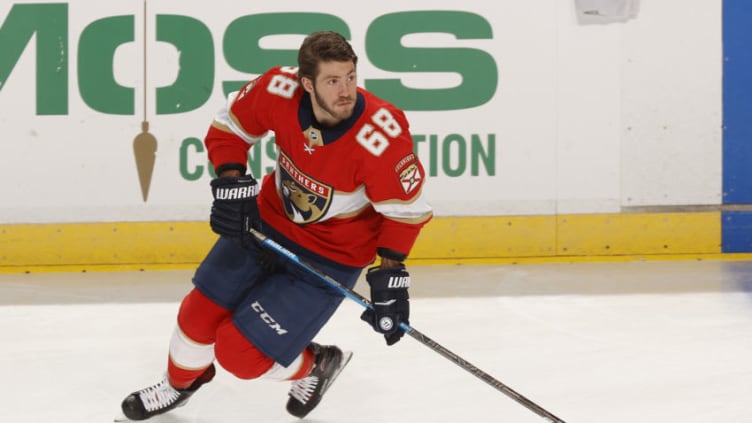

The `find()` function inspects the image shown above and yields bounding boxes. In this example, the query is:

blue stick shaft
[249,228,566,423]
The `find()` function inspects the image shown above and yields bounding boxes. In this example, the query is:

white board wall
[0,0,721,223]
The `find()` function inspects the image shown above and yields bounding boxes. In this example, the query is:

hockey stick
[250,228,566,423]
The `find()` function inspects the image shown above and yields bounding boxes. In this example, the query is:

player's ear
[300,76,314,94]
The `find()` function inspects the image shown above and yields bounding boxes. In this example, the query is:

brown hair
[297,31,358,81]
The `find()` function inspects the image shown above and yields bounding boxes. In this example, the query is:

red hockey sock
[290,346,315,380]
[167,357,209,389]
[214,318,275,379]
[177,288,231,344]
[167,289,230,389]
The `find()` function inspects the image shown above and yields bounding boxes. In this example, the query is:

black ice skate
[120,363,216,421]
[286,343,353,418]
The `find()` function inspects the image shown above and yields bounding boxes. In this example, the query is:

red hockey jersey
[205,66,432,267]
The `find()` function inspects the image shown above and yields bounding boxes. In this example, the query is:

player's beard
[312,86,355,125]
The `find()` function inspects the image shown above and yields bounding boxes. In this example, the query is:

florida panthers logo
[399,163,422,195]
[277,152,332,224]
[394,153,422,195]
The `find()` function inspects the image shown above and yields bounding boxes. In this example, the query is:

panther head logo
[281,179,324,222]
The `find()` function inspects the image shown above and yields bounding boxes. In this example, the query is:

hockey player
[120,31,432,420]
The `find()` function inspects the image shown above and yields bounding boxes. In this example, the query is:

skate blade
[325,350,353,395]
[113,413,131,422]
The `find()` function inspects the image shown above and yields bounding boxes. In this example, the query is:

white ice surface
[1,262,752,422]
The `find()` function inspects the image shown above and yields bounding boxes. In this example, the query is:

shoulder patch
[395,153,422,195]
[394,153,417,174]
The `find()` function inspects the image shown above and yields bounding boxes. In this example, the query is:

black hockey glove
[360,265,410,346]
[210,174,260,246]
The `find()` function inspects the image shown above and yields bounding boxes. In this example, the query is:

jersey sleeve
[360,105,433,260]
[205,67,291,174]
